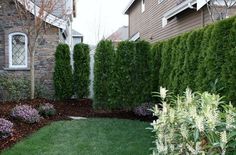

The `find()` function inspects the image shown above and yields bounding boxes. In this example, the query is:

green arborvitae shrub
[94,40,114,108]
[205,17,234,94]
[111,41,136,109]
[173,33,188,94]
[169,36,181,93]
[53,44,73,100]
[195,25,214,91]
[221,18,236,102]
[134,40,152,104]
[151,42,163,92]
[159,39,174,88]
[182,30,203,91]
[73,43,90,99]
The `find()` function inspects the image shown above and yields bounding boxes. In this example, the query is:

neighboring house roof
[17,0,75,29]
[107,26,128,42]
[72,29,83,37]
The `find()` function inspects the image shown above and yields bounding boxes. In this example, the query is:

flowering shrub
[151,87,236,155]
[11,105,40,123]
[133,102,153,116]
[0,118,13,139]
[38,103,56,117]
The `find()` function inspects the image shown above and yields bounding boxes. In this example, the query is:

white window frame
[141,0,145,13]
[9,32,28,68]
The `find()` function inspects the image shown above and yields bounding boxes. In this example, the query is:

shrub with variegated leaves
[0,118,13,139]
[151,87,236,154]
[11,105,40,124]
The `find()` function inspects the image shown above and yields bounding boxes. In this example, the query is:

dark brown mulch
[0,99,154,152]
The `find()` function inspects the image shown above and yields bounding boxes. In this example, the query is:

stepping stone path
[69,116,87,120]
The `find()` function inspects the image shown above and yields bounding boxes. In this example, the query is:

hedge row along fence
[94,17,236,109]
[154,16,236,104]
[53,43,90,100]
[94,40,152,109]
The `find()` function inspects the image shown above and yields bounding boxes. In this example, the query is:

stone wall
[0,1,60,100]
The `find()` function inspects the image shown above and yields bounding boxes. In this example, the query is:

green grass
[2,118,153,155]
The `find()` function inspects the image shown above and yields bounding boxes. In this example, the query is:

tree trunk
[30,50,35,99]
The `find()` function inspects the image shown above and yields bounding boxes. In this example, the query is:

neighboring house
[107,26,128,47]
[71,29,83,66]
[124,0,236,43]
[72,29,83,48]
[0,0,76,98]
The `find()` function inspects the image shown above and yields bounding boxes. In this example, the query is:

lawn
[2,118,153,155]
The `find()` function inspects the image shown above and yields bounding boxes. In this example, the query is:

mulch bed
[0,98,154,152]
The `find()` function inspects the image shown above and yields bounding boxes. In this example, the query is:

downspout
[201,8,205,27]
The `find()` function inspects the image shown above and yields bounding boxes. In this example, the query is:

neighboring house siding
[0,1,62,98]
[128,0,211,43]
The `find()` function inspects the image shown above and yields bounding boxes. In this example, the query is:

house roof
[107,26,128,42]
[124,0,136,14]
[72,29,83,37]
[17,0,75,29]
[33,0,74,19]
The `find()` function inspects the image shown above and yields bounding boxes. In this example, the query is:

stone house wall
[0,1,61,99]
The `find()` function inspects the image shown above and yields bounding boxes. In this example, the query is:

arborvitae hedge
[110,41,136,109]
[73,43,90,99]
[94,40,114,108]
[94,40,152,109]
[226,19,236,103]
[156,17,236,105]
[134,40,152,104]
[53,44,73,100]
[195,25,214,91]
[94,17,236,108]
[159,39,173,88]
[151,42,163,92]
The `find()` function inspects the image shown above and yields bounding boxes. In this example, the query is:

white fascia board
[163,0,197,20]
[123,0,136,14]
[197,0,209,10]
[17,0,67,29]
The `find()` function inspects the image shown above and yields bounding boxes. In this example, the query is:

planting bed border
[0,98,154,152]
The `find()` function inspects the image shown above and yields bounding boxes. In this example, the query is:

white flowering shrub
[151,87,236,155]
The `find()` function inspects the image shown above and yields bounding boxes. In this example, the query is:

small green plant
[0,74,30,102]
[151,87,236,155]
[38,103,56,117]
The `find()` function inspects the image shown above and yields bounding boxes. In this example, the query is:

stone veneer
[0,1,62,99]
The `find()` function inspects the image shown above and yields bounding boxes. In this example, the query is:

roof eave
[123,0,136,14]
[17,0,68,29]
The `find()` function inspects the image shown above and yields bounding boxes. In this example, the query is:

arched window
[9,32,28,68]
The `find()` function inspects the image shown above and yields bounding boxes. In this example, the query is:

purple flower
[0,118,13,139]
[134,103,153,116]
[11,105,40,123]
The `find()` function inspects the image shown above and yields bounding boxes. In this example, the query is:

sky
[72,0,129,45]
